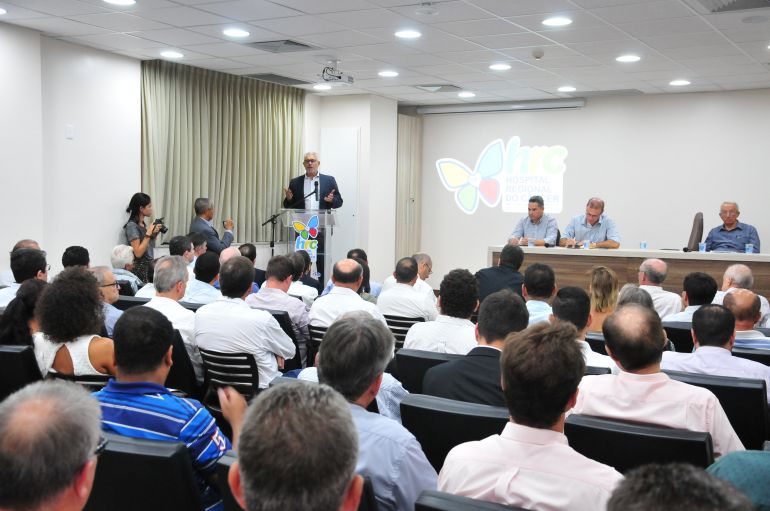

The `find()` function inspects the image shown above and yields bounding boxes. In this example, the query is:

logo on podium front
[293,215,319,262]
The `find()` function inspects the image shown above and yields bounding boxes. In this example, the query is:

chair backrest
[395,348,464,394]
[732,347,770,366]
[662,322,695,353]
[215,451,243,511]
[585,365,611,375]
[307,324,327,367]
[564,414,714,473]
[416,490,528,511]
[165,329,200,399]
[757,327,770,337]
[585,332,607,355]
[400,394,509,472]
[116,281,135,296]
[84,433,203,511]
[256,308,301,372]
[179,300,204,312]
[114,295,150,311]
[686,212,704,251]
[47,371,111,392]
[198,348,260,400]
[0,344,42,401]
[384,315,425,350]
[663,369,770,450]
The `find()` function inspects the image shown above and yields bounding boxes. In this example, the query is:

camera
[153,217,169,235]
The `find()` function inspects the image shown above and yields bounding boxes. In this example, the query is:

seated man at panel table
[423,289,529,407]
[310,259,386,327]
[508,195,559,247]
[474,243,524,302]
[662,304,770,403]
[560,197,621,249]
[0,248,48,308]
[403,269,478,354]
[723,290,770,349]
[551,286,618,374]
[637,258,683,319]
[663,272,718,322]
[227,382,363,511]
[183,251,222,305]
[0,239,41,287]
[110,244,143,294]
[381,252,435,304]
[0,381,102,511]
[713,264,770,324]
[90,266,123,337]
[705,201,760,253]
[377,256,438,321]
[523,262,556,325]
[571,303,744,458]
[317,313,437,511]
[95,307,247,511]
[195,256,295,389]
[439,322,623,510]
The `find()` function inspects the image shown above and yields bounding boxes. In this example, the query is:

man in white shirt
[663,304,770,403]
[0,239,40,287]
[287,251,318,308]
[723,289,770,349]
[310,259,386,327]
[439,321,623,510]
[0,248,48,308]
[638,258,682,319]
[572,304,744,458]
[377,257,438,321]
[663,272,719,323]
[142,255,202,383]
[523,262,555,325]
[550,286,618,373]
[403,269,478,354]
[183,252,222,305]
[713,264,770,324]
[382,252,436,304]
[195,256,295,388]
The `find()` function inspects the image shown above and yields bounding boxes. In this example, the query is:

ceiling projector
[319,61,354,85]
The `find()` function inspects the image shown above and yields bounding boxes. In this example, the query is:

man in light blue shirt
[509,195,559,247]
[523,263,555,325]
[705,202,760,253]
[561,197,621,249]
[317,312,437,511]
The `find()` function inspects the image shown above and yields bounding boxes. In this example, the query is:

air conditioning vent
[243,74,312,86]
[692,0,770,13]
[243,39,319,53]
[414,84,463,93]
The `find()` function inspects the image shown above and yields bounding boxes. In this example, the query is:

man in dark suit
[188,197,234,255]
[422,290,529,407]
[475,243,525,302]
[283,152,343,210]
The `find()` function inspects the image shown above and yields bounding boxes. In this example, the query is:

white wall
[302,93,320,154]
[421,89,770,281]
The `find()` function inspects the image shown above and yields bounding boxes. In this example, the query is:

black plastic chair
[179,300,204,312]
[116,281,136,296]
[0,344,43,401]
[585,332,607,355]
[384,315,425,351]
[416,490,528,511]
[48,371,111,391]
[165,330,202,399]
[663,369,770,450]
[307,324,327,367]
[199,348,260,436]
[400,394,508,472]
[733,347,770,366]
[564,414,714,473]
[255,309,301,371]
[585,365,611,375]
[114,295,150,311]
[662,322,695,353]
[395,348,464,394]
[84,433,204,511]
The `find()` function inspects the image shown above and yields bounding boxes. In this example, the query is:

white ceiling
[3,0,770,104]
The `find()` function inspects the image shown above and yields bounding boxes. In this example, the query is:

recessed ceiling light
[489,63,511,71]
[313,84,332,90]
[458,91,476,98]
[0,8,6,14]
[616,54,641,63]
[160,51,183,59]
[223,28,250,38]
[558,86,576,92]
[103,0,136,5]
[542,16,572,27]
[378,70,399,77]
[669,79,690,86]
[395,29,421,39]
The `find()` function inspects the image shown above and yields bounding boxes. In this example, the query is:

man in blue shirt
[561,197,621,249]
[94,307,247,511]
[509,195,559,247]
[705,202,760,253]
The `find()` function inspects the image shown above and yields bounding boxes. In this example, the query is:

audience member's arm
[127,223,162,259]
[218,387,247,450]
[709,398,745,458]
[749,226,760,253]
[263,318,297,360]
[596,218,620,249]
[560,219,577,247]
[392,437,438,511]
[91,337,117,375]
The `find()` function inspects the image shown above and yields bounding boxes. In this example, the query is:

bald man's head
[219,246,241,263]
[332,259,363,291]
[638,259,668,286]
[603,304,666,371]
[723,289,761,326]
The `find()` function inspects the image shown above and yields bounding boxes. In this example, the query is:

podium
[280,209,336,281]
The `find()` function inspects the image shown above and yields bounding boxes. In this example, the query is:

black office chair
[395,349,464,394]
[384,315,425,351]
[165,329,201,399]
[116,280,135,296]
[416,490,528,511]
[48,371,111,391]
[179,300,204,312]
[663,369,770,450]
[585,366,611,375]
[585,332,607,355]
[199,348,260,437]
[400,394,508,472]
[662,322,695,353]
[685,212,704,252]
[733,347,770,366]
[0,344,43,401]
[564,414,714,473]
[84,433,204,511]
[254,308,302,371]
[307,324,327,367]
[114,295,151,311]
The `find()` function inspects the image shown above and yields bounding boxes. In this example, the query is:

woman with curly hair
[0,279,47,346]
[33,267,115,376]
[123,192,163,283]
[588,266,619,334]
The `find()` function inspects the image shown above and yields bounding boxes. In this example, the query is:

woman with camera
[124,192,163,283]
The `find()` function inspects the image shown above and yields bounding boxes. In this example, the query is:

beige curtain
[395,114,423,257]
[141,60,304,243]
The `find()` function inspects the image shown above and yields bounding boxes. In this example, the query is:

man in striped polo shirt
[94,307,247,511]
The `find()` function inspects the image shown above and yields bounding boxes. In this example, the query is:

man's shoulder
[356,407,417,445]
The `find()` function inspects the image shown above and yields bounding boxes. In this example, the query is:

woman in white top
[34,267,115,377]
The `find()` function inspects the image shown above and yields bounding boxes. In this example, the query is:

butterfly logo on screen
[293,215,319,239]
[435,139,504,215]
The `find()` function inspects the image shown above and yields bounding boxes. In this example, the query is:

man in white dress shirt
[381,252,436,304]
[663,272,718,323]
[377,257,438,321]
[142,256,202,383]
[195,256,295,388]
[713,264,770,324]
[662,304,770,403]
[309,259,386,327]
[523,263,555,325]
[723,290,770,349]
[638,259,682,319]
[0,248,48,308]
[551,286,618,373]
[403,269,478,354]
[183,252,222,305]
[439,321,623,510]
[572,304,744,458]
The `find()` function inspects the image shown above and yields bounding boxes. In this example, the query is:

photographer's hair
[125,192,151,222]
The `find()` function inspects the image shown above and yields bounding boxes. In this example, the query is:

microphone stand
[267,188,319,257]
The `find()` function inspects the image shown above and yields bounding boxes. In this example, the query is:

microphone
[314,181,319,201]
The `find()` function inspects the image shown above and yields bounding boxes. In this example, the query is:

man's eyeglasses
[94,436,108,457]
[303,159,318,164]
[100,282,119,289]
